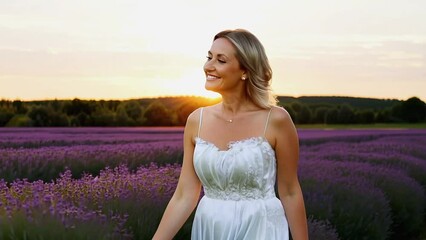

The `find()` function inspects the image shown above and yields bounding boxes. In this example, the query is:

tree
[357,110,375,124]
[297,105,312,124]
[114,101,144,126]
[69,112,91,126]
[13,100,28,114]
[0,107,14,126]
[143,101,176,126]
[122,101,143,122]
[63,98,94,116]
[49,99,63,112]
[337,104,356,124]
[91,107,116,126]
[375,109,392,123]
[325,108,339,124]
[290,101,302,113]
[313,107,329,124]
[286,102,305,124]
[5,115,32,127]
[116,107,134,126]
[49,112,69,126]
[400,97,426,123]
[27,105,51,126]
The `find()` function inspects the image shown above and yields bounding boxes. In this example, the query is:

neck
[220,89,256,113]
[219,93,258,124]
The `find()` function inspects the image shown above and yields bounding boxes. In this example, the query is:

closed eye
[206,56,226,64]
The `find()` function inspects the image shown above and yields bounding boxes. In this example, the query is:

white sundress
[191,107,289,240]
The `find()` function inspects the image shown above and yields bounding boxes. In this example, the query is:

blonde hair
[214,29,277,109]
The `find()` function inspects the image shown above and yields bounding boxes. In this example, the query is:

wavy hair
[214,29,277,109]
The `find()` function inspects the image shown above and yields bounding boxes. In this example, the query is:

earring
[242,76,246,80]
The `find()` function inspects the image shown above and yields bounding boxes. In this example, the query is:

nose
[204,59,214,72]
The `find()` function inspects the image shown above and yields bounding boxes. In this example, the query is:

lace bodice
[193,136,277,201]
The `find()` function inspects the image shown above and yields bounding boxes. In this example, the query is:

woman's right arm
[152,109,202,240]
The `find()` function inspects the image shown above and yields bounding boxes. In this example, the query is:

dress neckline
[195,136,274,153]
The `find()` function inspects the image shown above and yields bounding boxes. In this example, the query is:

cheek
[220,66,237,78]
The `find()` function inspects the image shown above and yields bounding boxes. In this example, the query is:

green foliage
[143,101,177,126]
[63,98,95,116]
[337,104,355,124]
[27,105,51,127]
[0,107,14,126]
[287,101,314,124]
[12,100,28,114]
[76,112,91,126]
[278,96,400,110]
[25,105,69,127]
[325,108,339,124]
[356,109,375,124]
[400,97,426,123]
[91,107,116,126]
[5,115,32,127]
[115,107,134,126]
[313,107,328,124]
[123,100,143,121]
[0,96,424,127]
[116,101,144,126]
[50,112,69,126]
[375,108,393,123]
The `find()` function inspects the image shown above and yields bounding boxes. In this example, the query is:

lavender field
[0,127,425,240]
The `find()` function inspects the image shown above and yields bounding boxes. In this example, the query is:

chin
[205,81,221,93]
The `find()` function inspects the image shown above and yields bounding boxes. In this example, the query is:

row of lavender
[1,127,425,239]
[300,133,426,240]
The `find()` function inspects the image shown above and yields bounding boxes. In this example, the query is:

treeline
[279,96,426,125]
[0,96,425,127]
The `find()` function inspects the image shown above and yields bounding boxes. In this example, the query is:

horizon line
[0,94,420,102]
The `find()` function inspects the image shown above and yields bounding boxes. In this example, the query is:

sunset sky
[1,0,425,101]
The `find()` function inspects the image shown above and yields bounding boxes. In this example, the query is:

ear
[241,72,247,80]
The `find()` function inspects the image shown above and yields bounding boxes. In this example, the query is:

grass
[296,123,426,129]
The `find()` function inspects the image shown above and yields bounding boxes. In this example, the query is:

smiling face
[203,38,246,94]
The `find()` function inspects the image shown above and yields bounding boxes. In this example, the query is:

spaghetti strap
[263,107,273,137]
[198,107,204,138]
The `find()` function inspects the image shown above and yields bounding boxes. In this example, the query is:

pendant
[228,119,233,123]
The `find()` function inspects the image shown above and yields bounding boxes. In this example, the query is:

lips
[206,74,220,81]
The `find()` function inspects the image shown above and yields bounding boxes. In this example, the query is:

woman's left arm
[271,107,309,240]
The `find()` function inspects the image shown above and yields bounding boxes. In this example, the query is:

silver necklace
[221,106,234,123]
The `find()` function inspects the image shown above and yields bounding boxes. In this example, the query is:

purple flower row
[298,132,426,239]
[0,163,181,239]
[0,127,425,239]
[0,127,184,149]
[0,140,183,182]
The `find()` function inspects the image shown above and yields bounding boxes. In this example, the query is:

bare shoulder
[184,107,203,143]
[270,105,295,129]
[268,106,298,147]
[186,107,202,125]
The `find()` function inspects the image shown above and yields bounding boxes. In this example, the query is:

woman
[153,29,308,240]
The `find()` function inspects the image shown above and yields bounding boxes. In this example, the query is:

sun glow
[174,69,220,99]
[1,1,425,101]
